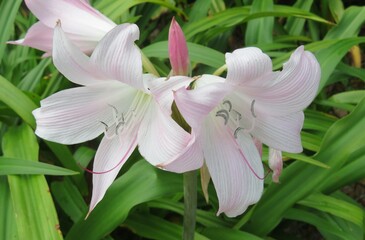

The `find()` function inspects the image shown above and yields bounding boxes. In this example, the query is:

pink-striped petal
[203,116,263,217]
[138,100,202,172]
[90,24,143,89]
[146,75,193,114]
[174,75,231,130]
[53,23,107,85]
[88,129,138,213]
[25,0,115,41]
[8,22,53,55]
[238,46,321,116]
[253,111,304,153]
[33,82,137,144]
[226,47,272,86]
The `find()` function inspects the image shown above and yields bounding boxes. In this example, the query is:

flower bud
[168,17,190,76]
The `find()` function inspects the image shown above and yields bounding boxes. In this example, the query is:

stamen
[250,99,257,118]
[237,147,266,180]
[222,100,232,112]
[234,127,244,139]
[115,121,124,135]
[216,109,229,125]
[99,121,109,132]
[232,109,242,121]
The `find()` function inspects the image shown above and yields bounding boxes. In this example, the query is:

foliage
[0,0,364,239]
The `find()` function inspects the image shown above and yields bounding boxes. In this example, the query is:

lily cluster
[12,0,320,217]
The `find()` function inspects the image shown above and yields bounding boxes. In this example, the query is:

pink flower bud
[269,148,283,183]
[168,17,190,76]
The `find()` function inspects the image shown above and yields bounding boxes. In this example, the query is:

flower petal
[25,0,115,45]
[268,148,282,183]
[157,131,204,173]
[174,75,231,130]
[138,101,203,172]
[253,111,304,153]
[239,46,321,116]
[146,75,193,114]
[203,116,264,217]
[226,47,272,85]
[8,22,53,55]
[90,24,143,89]
[33,82,137,144]
[88,129,138,213]
[53,24,107,85]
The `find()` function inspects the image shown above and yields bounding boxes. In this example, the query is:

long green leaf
[298,193,363,226]
[244,97,365,235]
[2,124,62,240]
[202,227,263,240]
[0,177,18,239]
[0,157,78,176]
[0,75,37,128]
[0,0,22,60]
[125,212,209,240]
[285,0,314,36]
[245,0,274,45]
[66,160,183,239]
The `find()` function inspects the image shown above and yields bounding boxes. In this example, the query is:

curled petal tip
[168,17,190,76]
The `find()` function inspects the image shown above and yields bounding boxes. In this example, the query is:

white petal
[226,47,272,85]
[203,116,264,217]
[156,131,204,173]
[25,0,115,43]
[53,24,107,85]
[174,76,231,130]
[90,24,143,89]
[239,46,321,116]
[253,112,304,153]
[146,75,193,114]
[8,22,53,55]
[138,101,203,172]
[88,129,138,213]
[33,82,137,144]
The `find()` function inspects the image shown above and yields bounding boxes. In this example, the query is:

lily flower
[163,46,320,217]
[168,17,190,76]
[33,23,199,214]
[8,0,116,56]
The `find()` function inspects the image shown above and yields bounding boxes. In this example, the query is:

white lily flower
[33,23,199,214]
[162,46,320,217]
[9,0,116,56]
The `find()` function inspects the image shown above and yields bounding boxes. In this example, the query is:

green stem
[183,170,197,240]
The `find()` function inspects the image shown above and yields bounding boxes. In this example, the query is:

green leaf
[125,212,209,240]
[51,178,88,223]
[66,161,183,239]
[285,0,314,36]
[0,0,22,60]
[244,97,365,235]
[325,6,365,40]
[0,177,18,239]
[201,227,263,240]
[0,75,38,128]
[0,157,78,176]
[95,0,185,22]
[298,193,363,226]
[245,0,274,45]
[330,90,365,105]
[2,124,62,240]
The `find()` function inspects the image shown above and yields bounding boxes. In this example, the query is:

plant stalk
[183,170,197,240]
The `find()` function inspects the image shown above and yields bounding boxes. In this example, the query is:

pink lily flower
[33,23,199,214]
[168,17,190,76]
[163,46,320,217]
[8,0,116,56]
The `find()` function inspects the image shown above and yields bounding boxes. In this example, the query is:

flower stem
[183,170,197,240]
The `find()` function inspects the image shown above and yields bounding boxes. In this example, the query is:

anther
[216,109,229,125]
[99,121,109,132]
[232,109,242,121]
[250,99,257,118]
[234,127,244,139]
[222,100,232,112]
